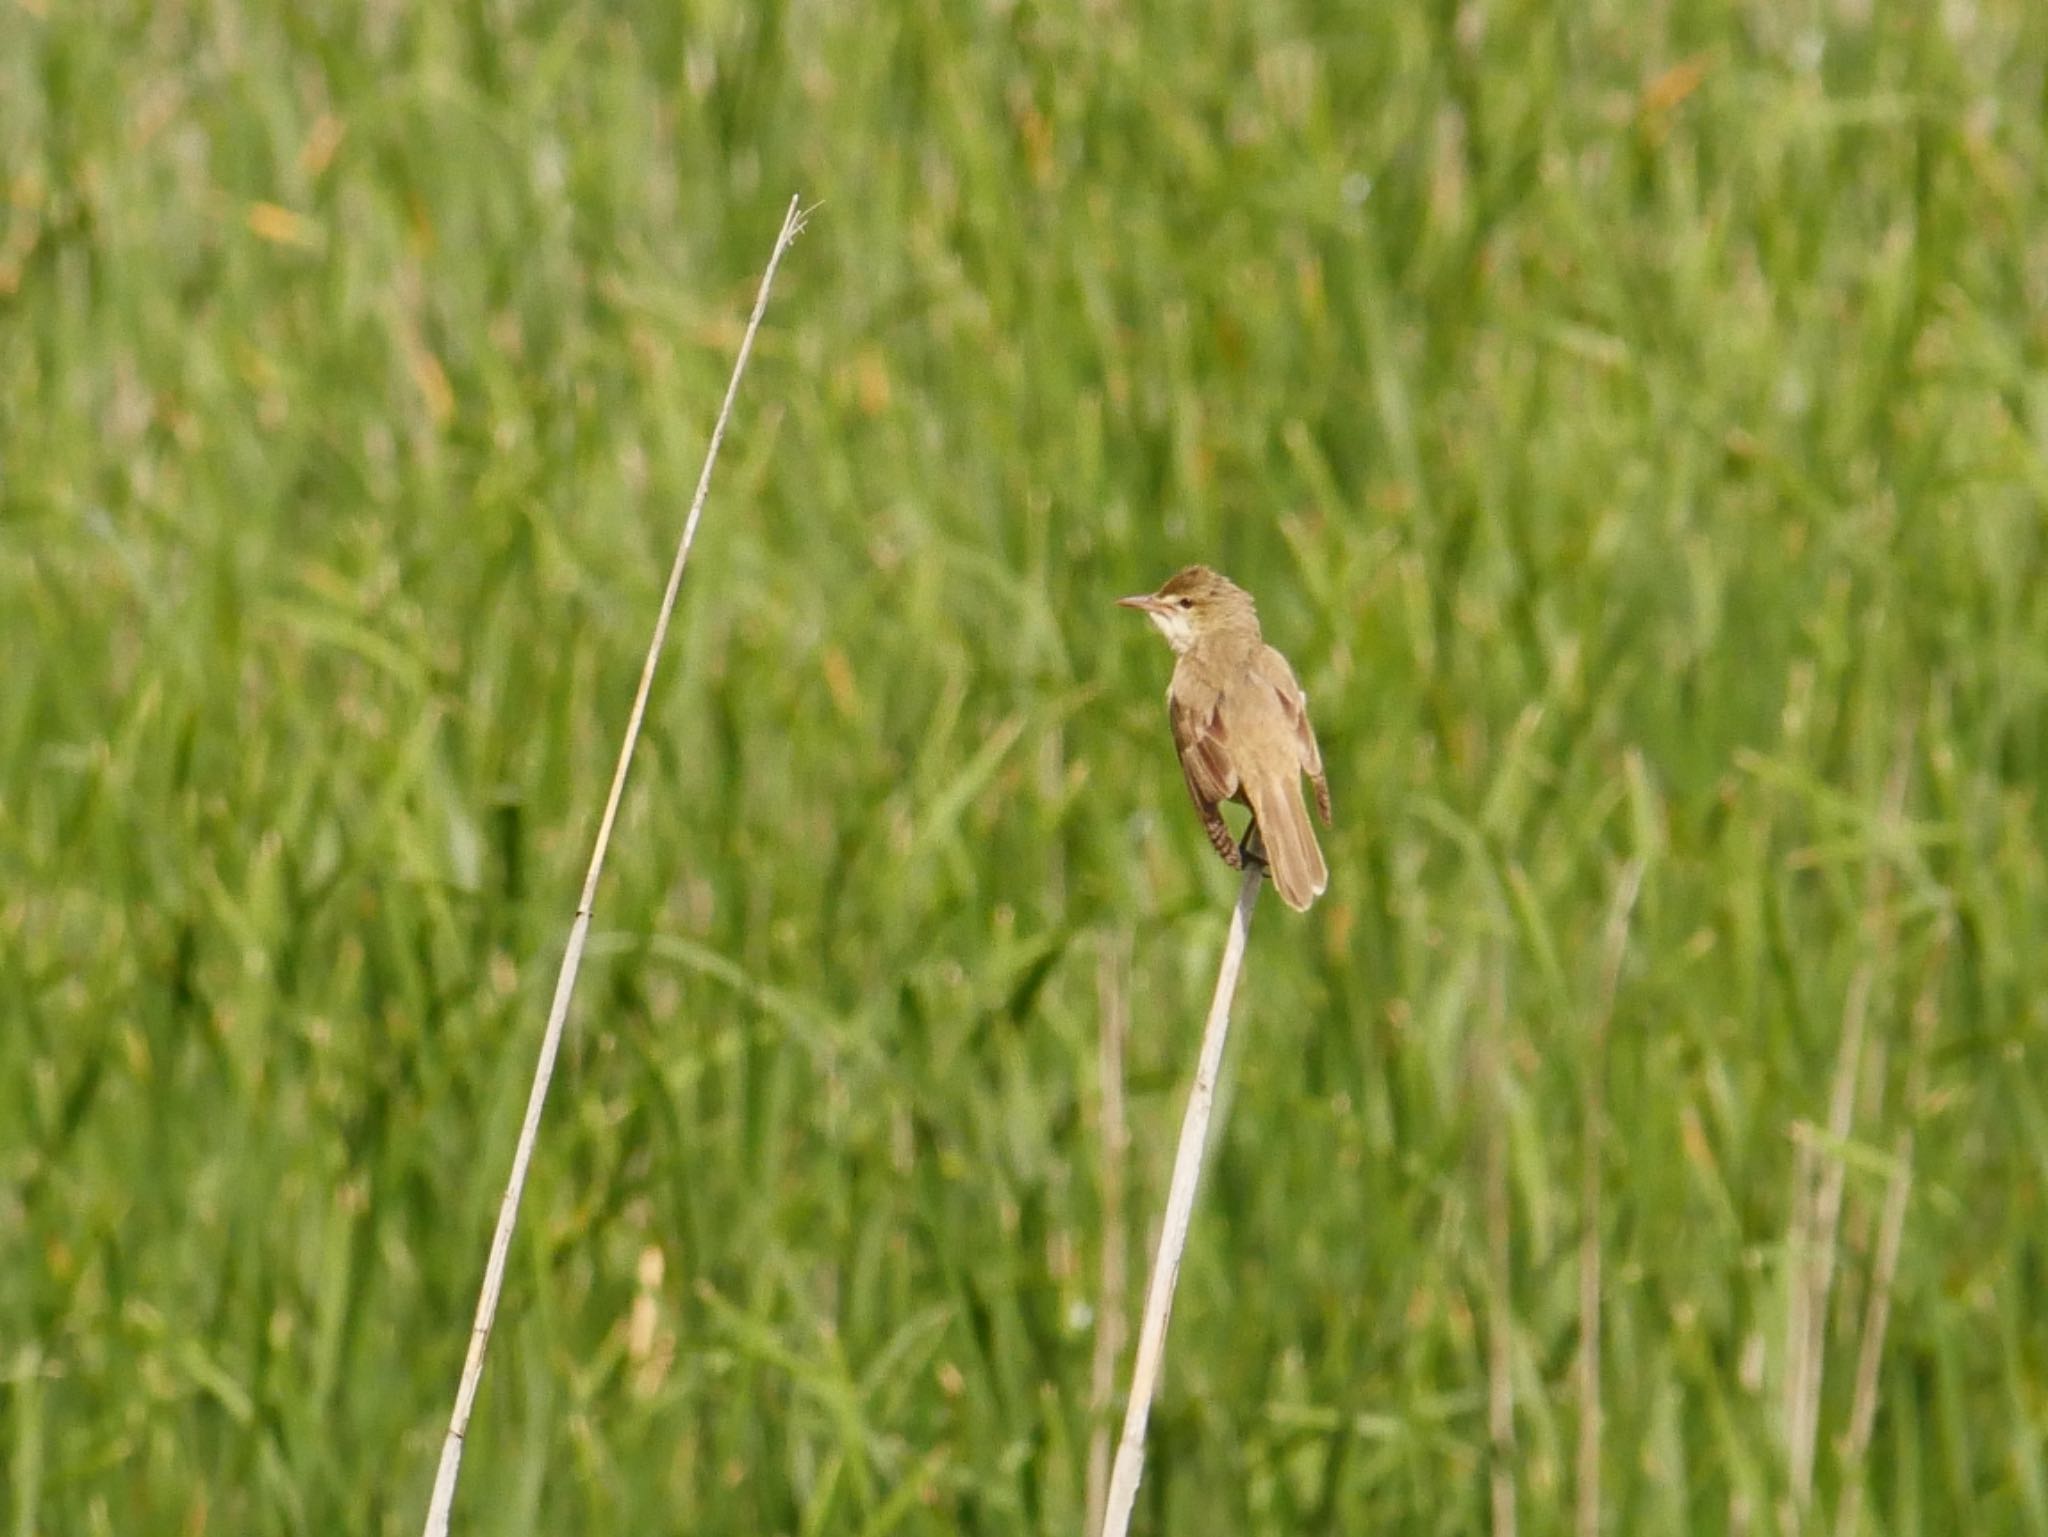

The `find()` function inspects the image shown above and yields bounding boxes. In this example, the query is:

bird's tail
[1244,771,1328,912]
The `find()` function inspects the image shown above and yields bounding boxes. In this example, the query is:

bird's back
[1174,638,1329,910]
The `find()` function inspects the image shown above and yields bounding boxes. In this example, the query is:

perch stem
[1100,863,1263,1537]
[418,195,807,1537]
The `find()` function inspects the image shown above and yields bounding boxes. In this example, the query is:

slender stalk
[1484,951,1517,1537]
[1087,931,1132,1537]
[1789,962,1872,1506]
[418,195,808,1537]
[1835,940,1943,1537]
[1577,859,1644,1537]
[1787,743,1908,1514]
[1833,1154,1910,1537]
[1781,1131,1818,1528]
[1100,864,1262,1537]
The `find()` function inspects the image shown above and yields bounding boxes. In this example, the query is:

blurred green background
[6,0,2048,1531]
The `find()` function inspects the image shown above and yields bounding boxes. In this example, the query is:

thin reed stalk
[1484,951,1517,1537]
[1788,960,1873,1505]
[1782,1130,1819,1529]
[1087,932,1132,1537]
[1100,863,1263,1537]
[1835,939,1943,1537]
[1577,859,1644,1537]
[417,196,808,1537]
[1785,744,1909,1516]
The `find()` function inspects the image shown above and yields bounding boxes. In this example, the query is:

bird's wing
[1169,681,1239,810]
[1254,646,1331,822]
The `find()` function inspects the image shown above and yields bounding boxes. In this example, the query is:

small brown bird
[1119,566,1332,911]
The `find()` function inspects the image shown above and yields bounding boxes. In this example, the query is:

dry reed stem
[1785,746,1909,1515]
[1577,858,1645,1537]
[1100,863,1263,1537]
[1781,1131,1818,1535]
[418,195,808,1537]
[1789,962,1872,1498]
[1832,1155,1910,1537]
[1484,952,1517,1537]
[1087,932,1132,1537]
[1834,941,1943,1537]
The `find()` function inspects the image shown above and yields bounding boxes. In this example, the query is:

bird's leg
[1238,822,1268,871]
[1199,805,1243,869]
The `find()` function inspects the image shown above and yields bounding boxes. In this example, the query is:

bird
[1118,565,1332,911]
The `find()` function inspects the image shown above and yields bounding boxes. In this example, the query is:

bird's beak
[1117,594,1165,614]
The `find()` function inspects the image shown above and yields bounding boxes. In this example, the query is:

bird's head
[1116,565,1259,654]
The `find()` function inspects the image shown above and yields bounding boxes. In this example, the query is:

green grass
[6,0,2048,1531]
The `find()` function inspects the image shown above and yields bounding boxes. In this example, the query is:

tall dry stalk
[1834,938,1943,1537]
[1781,1130,1819,1534]
[417,196,808,1537]
[1577,859,1644,1537]
[1087,932,1132,1537]
[1483,952,1517,1537]
[1100,863,1263,1537]
[1787,961,1873,1506]
[1784,744,1908,1517]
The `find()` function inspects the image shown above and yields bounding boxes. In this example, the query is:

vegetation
[5,0,2047,1530]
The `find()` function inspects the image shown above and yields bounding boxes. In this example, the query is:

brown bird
[1119,566,1332,911]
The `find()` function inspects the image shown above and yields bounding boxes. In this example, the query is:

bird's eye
[1178,597,1194,609]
